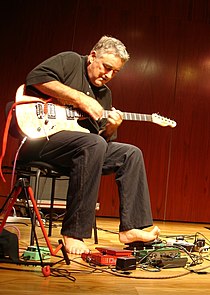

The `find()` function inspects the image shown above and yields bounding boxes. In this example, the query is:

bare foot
[63,236,90,255]
[119,226,160,244]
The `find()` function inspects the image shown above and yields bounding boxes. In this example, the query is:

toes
[63,236,90,255]
[75,248,89,255]
[68,246,89,255]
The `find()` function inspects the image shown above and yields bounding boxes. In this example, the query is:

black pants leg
[34,131,107,239]
[102,142,153,232]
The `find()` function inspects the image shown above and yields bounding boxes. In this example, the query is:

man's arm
[32,80,104,121]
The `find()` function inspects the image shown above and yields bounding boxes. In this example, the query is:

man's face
[87,51,124,87]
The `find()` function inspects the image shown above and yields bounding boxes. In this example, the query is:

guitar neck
[102,110,152,122]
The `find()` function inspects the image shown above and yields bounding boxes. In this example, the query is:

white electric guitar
[15,84,177,139]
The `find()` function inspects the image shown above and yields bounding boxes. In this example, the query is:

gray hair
[92,35,130,63]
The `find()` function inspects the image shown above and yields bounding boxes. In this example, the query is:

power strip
[6,216,31,224]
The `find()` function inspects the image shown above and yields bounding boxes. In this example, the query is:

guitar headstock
[151,113,177,128]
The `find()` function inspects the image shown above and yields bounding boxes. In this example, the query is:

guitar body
[15,85,89,139]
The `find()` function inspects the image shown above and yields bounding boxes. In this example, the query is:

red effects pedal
[81,247,133,266]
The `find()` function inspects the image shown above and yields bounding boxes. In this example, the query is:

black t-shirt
[26,52,112,134]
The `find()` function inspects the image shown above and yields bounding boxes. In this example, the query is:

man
[20,36,160,254]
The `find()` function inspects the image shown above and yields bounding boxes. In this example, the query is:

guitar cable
[10,136,27,191]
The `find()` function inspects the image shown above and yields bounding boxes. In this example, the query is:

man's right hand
[77,91,103,121]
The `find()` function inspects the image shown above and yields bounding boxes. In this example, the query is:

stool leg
[30,169,41,245]
[48,177,56,236]
[93,216,98,244]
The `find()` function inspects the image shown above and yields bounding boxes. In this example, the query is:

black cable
[96,227,118,235]
[69,256,192,280]
[50,268,76,281]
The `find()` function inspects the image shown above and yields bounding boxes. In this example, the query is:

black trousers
[20,131,153,239]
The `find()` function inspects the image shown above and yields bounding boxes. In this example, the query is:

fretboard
[102,110,152,122]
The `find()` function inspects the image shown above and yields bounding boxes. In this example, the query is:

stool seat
[16,160,69,177]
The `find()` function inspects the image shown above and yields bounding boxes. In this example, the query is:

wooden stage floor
[1,217,210,295]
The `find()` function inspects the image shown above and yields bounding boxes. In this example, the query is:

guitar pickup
[47,103,56,119]
[66,105,76,120]
[65,105,86,120]
[35,103,56,119]
[36,103,44,119]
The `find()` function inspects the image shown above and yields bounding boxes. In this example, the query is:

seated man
[19,35,160,254]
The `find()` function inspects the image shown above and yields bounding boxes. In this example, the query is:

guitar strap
[0,99,52,183]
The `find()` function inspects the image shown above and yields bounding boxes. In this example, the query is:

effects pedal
[81,247,133,266]
[136,246,187,268]
[124,238,163,250]
[23,246,51,261]
[151,257,188,268]
[124,238,188,268]
[166,236,195,251]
